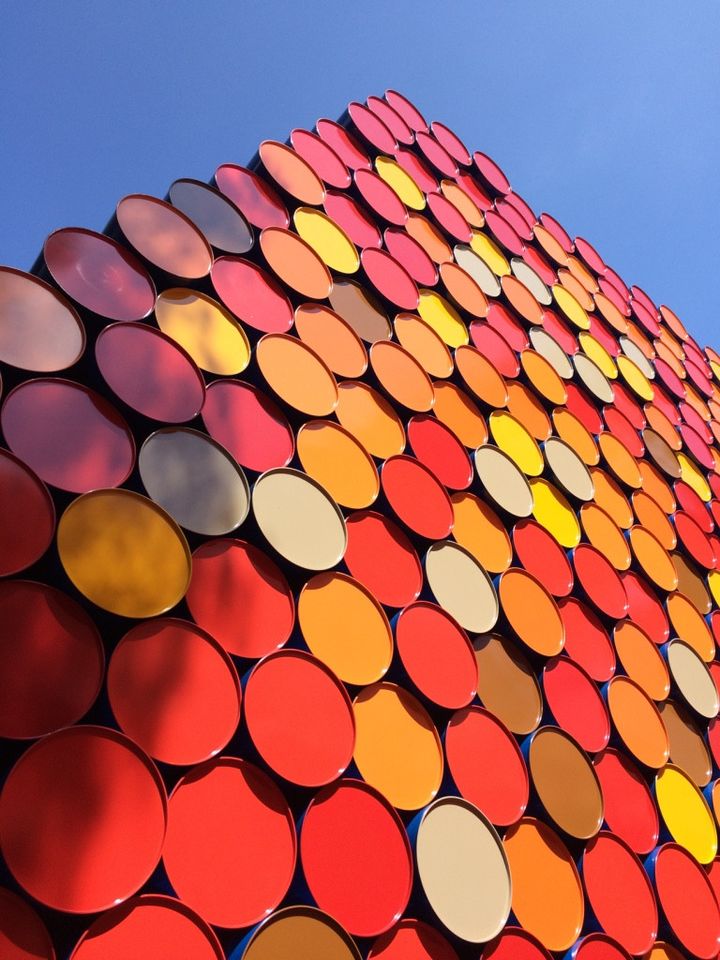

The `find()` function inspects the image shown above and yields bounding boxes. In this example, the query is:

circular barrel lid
[606,676,669,769]
[239,906,361,960]
[433,382,487,448]
[107,618,240,766]
[573,543,628,618]
[455,344,508,407]
[454,243,501,296]
[652,843,720,959]
[450,492,512,573]
[116,194,212,279]
[353,682,443,810]
[295,303,368,378]
[593,748,659,855]
[489,411,544,476]
[344,510,422,608]
[0,266,85,371]
[355,168,408,226]
[96,322,205,422]
[139,428,249,535]
[244,650,354,786]
[543,657,610,753]
[580,503,631,570]
[395,602,477,708]
[186,538,293,658]
[2,378,135,493]
[445,705,529,826]
[425,540,499,633]
[381,455,453,540]
[214,164,289,228]
[0,580,103,739]
[475,445,534,517]
[0,725,166,913]
[474,633,543,735]
[330,279,392,343]
[58,489,191,618]
[385,229,438,286]
[317,118,371,170]
[163,757,295,928]
[503,817,584,952]
[291,128,353,187]
[0,886,55,960]
[559,597,616,682]
[252,468,346,571]
[0,448,55,576]
[370,340,434,411]
[69,895,224,960]
[168,178,253,254]
[324,189,382,248]
[482,926,552,960]
[362,248,420,310]
[297,420,379,509]
[201,379,294,473]
[368,917,457,960]
[662,699,713,787]
[528,727,604,839]
[667,639,719,718]
[407,414,473,489]
[259,140,325,204]
[582,831,658,956]
[300,779,412,937]
[257,333,338,416]
[613,620,670,701]
[211,256,293,333]
[622,569,669,644]
[43,227,156,320]
[298,571,393,685]
[667,590,715,661]
[336,379,405,458]
[499,568,564,656]
[544,437,594,501]
[655,764,717,864]
[530,478,581,548]
[259,227,332,298]
[375,156,425,210]
[154,288,251,375]
[294,207,359,273]
[415,797,511,943]
[417,290,468,348]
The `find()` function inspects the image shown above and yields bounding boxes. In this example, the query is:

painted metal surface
[3,88,720,960]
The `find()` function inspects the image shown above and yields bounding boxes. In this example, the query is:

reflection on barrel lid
[57,489,191,618]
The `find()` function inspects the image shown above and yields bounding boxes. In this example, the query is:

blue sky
[2,1,719,347]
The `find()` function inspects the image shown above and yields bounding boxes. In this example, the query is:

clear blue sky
[2,1,719,347]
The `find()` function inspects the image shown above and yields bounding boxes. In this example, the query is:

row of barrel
[2,88,720,959]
